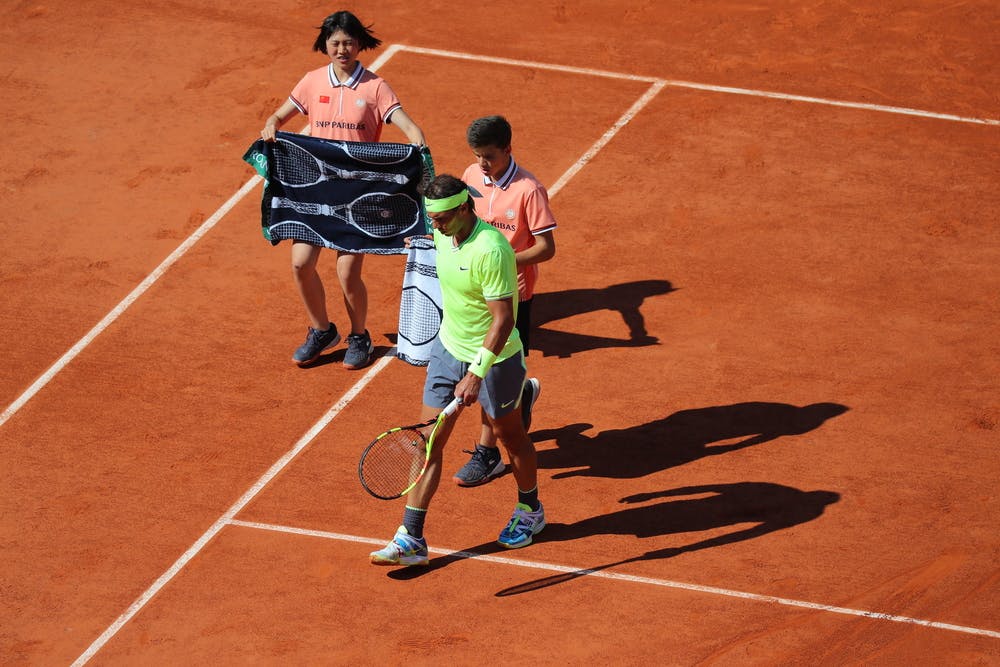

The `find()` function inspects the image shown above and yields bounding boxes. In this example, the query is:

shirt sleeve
[475,245,517,301]
[289,73,312,115]
[523,185,557,235]
[374,79,403,124]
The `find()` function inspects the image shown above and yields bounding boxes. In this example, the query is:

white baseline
[230,519,1000,641]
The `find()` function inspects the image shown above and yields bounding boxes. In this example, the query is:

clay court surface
[2,1,999,664]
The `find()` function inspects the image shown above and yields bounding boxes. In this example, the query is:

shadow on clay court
[531,279,676,358]
[386,481,840,586]
[294,344,394,369]
[530,401,849,479]
[385,539,511,581]
[495,481,841,596]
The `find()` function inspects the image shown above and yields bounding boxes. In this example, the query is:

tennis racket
[272,193,420,238]
[358,398,463,500]
[327,139,415,165]
[273,137,409,186]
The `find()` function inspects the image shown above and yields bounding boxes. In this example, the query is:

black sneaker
[343,330,374,370]
[521,377,541,430]
[292,324,341,365]
[453,444,505,487]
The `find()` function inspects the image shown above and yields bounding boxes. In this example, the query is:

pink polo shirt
[461,158,557,300]
[289,62,402,142]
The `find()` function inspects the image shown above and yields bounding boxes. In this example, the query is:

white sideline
[230,519,1000,641]
[71,351,398,667]
[0,177,262,429]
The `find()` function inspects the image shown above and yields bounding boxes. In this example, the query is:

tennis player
[261,10,426,369]
[371,175,545,566]
[453,115,558,486]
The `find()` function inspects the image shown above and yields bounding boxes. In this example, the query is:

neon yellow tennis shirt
[433,218,522,363]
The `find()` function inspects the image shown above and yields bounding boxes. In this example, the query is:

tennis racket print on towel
[272,137,410,186]
[325,138,415,165]
[271,193,421,238]
[396,235,441,366]
[399,285,442,347]
[242,132,433,254]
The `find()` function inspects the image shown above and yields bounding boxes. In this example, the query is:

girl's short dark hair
[313,11,381,54]
[425,174,468,200]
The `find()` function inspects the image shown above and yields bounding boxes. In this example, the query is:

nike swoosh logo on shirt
[501,399,516,408]
[459,266,470,271]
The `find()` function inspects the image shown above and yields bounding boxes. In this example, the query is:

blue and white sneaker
[292,323,340,365]
[370,526,429,566]
[343,329,374,370]
[453,443,505,487]
[497,503,545,549]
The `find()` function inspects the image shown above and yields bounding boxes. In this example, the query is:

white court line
[71,351,398,667]
[0,177,261,429]
[399,45,1000,126]
[230,519,1000,641]
[548,80,666,198]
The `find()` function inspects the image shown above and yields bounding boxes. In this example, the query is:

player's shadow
[530,279,675,357]
[531,401,848,479]
[494,481,841,595]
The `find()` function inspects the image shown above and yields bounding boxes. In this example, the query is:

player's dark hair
[425,174,469,201]
[313,11,381,53]
[467,115,513,149]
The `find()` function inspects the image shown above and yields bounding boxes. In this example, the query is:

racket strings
[350,194,419,237]
[274,198,323,216]
[267,221,325,246]
[361,428,426,497]
[273,143,322,186]
[345,143,413,164]
[400,289,442,346]
[276,140,406,185]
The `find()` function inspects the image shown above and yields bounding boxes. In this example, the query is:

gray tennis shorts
[423,337,526,419]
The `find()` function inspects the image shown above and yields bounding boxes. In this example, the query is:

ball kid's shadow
[531,401,848,480]
[530,279,675,358]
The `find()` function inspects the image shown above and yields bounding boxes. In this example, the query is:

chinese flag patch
[319,95,330,103]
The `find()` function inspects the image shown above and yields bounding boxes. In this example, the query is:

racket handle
[442,397,463,416]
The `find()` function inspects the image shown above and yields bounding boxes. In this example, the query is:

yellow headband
[424,189,469,212]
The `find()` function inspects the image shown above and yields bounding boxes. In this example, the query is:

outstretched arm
[261,99,300,142]
[389,108,426,146]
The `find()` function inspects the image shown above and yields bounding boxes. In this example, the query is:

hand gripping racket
[358,398,462,500]
[272,193,420,238]
[273,137,410,186]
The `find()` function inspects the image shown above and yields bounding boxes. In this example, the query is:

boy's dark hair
[313,11,381,53]
[466,115,512,148]
[425,174,469,201]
